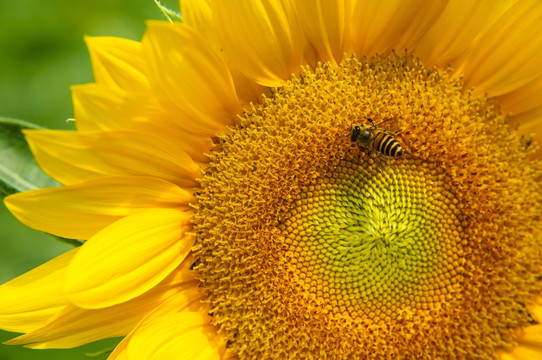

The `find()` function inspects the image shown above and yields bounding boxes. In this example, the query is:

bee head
[350,125,361,142]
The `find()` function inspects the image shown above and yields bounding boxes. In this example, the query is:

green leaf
[0,117,60,196]
[154,0,183,22]
[0,117,83,247]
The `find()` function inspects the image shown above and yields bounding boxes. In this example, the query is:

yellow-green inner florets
[193,54,542,359]
[282,159,463,323]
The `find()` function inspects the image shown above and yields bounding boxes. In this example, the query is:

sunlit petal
[143,22,241,136]
[65,209,194,309]
[210,0,304,87]
[25,129,201,187]
[108,287,208,360]
[86,36,149,92]
[71,84,213,163]
[6,257,198,349]
[352,0,448,56]
[454,0,542,97]
[0,249,76,333]
[416,0,516,67]
[296,0,354,65]
[5,176,192,239]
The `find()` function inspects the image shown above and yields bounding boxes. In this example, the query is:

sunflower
[1,0,542,359]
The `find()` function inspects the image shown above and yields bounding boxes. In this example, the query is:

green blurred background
[0,0,177,358]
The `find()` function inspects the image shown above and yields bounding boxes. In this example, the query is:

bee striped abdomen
[374,132,404,157]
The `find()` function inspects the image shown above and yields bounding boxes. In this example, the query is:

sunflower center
[283,159,463,323]
[193,54,542,359]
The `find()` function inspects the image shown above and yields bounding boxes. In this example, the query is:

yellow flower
[2,0,542,359]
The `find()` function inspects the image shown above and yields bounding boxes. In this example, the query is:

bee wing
[367,149,388,171]
[375,152,389,170]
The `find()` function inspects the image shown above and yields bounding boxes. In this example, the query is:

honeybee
[350,118,404,169]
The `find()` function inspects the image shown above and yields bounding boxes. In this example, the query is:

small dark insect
[350,118,404,169]
[523,136,532,150]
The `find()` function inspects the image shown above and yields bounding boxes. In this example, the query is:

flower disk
[193,54,542,359]
[283,159,464,324]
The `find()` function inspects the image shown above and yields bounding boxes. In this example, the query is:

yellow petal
[25,129,113,185]
[108,286,208,360]
[71,83,163,132]
[72,84,213,163]
[296,0,354,65]
[497,350,516,360]
[127,311,224,360]
[109,343,130,360]
[454,0,542,97]
[0,249,76,333]
[180,0,266,104]
[119,289,225,360]
[210,0,304,87]
[530,303,542,324]
[351,0,447,56]
[65,208,194,309]
[500,76,542,116]
[85,36,149,92]
[507,109,542,160]
[508,108,542,140]
[180,0,217,47]
[416,0,516,68]
[394,0,450,51]
[143,22,241,136]
[25,129,201,187]
[5,176,192,240]
[6,257,199,349]
[518,324,542,348]
[498,344,542,360]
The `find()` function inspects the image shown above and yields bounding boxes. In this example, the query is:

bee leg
[367,118,377,129]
